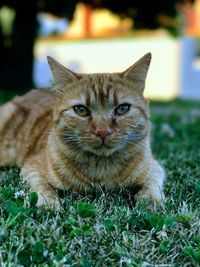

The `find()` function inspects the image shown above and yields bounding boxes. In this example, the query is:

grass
[0,94,200,266]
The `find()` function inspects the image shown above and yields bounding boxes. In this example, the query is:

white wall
[180,37,200,99]
[34,37,180,100]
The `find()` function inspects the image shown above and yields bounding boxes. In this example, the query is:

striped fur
[0,53,165,208]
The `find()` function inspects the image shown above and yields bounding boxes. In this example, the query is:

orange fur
[0,53,165,208]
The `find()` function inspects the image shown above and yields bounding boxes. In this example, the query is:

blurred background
[0,0,200,100]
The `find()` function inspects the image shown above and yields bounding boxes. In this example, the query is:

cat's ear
[47,56,80,85]
[122,53,151,90]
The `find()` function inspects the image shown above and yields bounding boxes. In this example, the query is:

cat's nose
[96,130,112,140]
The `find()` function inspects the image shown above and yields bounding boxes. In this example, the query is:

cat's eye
[114,103,131,116]
[73,105,90,117]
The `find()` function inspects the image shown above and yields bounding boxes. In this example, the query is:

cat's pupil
[73,105,90,117]
[115,103,131,115]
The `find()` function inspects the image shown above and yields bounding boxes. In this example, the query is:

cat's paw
[135,188,164,209]
[37,194,63,210]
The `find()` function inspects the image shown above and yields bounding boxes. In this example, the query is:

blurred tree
[0,0,77,92]
[83,0,194,32]
[0,1,37,92]
[0,0,195,92]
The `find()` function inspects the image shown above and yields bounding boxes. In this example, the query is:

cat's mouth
[86,140,116,156]
[94,141,111,150]
[82,136,124,156]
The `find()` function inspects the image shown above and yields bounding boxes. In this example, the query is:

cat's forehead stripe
[113,91,118,106]
[69,74,123,108]
[91,74,116,107]
[86,93,90,107]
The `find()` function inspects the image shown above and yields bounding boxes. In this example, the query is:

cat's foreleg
[21,165,61,209]
[135,161,165,207]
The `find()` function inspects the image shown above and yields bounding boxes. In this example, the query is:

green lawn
[0,96,200,266]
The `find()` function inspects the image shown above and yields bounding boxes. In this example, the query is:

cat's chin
[85,145,117,157]
[83,139,128,157]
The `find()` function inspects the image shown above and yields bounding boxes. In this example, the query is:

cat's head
[48,53,151,157]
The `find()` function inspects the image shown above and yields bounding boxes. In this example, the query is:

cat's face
[48,53,151,156]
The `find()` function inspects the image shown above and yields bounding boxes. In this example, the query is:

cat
[0,53,165,208]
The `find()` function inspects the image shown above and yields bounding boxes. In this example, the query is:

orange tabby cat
[0,53,165,208]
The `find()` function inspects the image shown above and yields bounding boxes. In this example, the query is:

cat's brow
[68,98,86,107]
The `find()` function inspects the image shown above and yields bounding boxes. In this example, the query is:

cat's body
[0,53,165,207]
